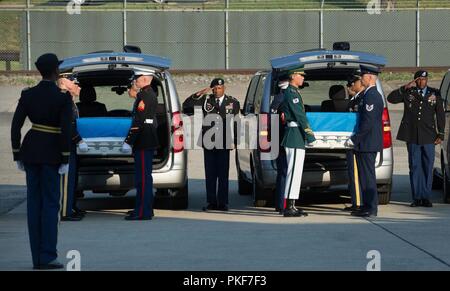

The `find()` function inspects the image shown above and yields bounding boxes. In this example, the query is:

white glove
[16,161,25,172]
[58,164,69,175]
[78,140,89,153]
[307,140,318,147]
[121,142,132,154]
[344,138,354,148]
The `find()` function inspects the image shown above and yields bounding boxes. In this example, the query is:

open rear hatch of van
[59,52,172,172]
[270,49,387,175]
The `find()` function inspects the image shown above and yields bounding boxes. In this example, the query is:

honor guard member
[345,65,384,217]
[57,76,89,221]
[182,78,240,211]
[121,70,159,220]
[344,75,365,212]
[280,68,315,217]
[270,74,290,213]
[124,81,140,217]
[387,70,444,207]
[11,53,72,269]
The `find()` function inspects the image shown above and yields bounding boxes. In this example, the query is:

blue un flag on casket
[306,112,358,149]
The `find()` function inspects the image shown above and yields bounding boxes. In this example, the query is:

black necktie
[215,98,221,110]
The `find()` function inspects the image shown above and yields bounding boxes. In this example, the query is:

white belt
[144,119,154,124]
[287,121,299,127]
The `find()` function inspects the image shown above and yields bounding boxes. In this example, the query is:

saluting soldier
[182,78,240,211]
[346,65,384,218]
[57,76,89,221]
[280,68,315,217]
[121,70,159,220]
[344,75,365,212]
[11,53,72,269]
[387,70,444,208]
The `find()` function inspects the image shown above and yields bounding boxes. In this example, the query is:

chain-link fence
[0,0,449,71]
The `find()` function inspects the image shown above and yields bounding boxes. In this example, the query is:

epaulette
[226,95,238,102]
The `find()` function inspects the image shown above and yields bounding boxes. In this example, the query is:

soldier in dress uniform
[279,68,316,217]
[182,78,240,211]
[346,65,384,218]
[121,70,159,220]
[387,70,444,207]
[11,53,72,269]
[57,76,89,221]
[344,75,365,212]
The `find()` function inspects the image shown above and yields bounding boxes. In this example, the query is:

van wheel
[377,184,391,205]
[154,183,189,210]
[252,168,273,207]
[441,159,450,204]
[238,170,252,196]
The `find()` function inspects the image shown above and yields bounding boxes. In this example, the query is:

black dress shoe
[61,215,82,221]
[217,205,229,211]
[283,208,297,217]
[73,207,87,216]
[202,204,218,211]
[351,209,377,217]
[344,205,360,212]
[294,208,309,217]
[410,199,422,207]
[35,260,64,270]
[283,208,308,217]
[124,215,152,221]
[422,199,433,207]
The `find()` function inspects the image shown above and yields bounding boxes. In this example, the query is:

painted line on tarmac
[366,217,450,269]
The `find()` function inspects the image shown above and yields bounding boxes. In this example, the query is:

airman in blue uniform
[347,65,384,217]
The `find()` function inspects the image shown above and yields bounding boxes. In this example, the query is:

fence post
[26,0,31,70]
[123,0,127,47]
[225,0,229,70]
[319,0,324,48]
[416,0,420,67]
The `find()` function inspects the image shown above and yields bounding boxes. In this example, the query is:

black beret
[210,78,225,88]
[414,70,428,79]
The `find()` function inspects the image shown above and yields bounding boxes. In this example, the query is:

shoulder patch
[293,98,299,104]
[365,104,374,112]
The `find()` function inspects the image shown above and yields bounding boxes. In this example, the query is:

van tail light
[382,107,392,149]
[171,111,184,153]
[259,113,271,153]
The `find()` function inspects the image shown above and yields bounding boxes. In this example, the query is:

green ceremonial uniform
[280,84,315,149]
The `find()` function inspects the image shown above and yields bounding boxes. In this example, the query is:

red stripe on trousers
[139,150,145,218]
